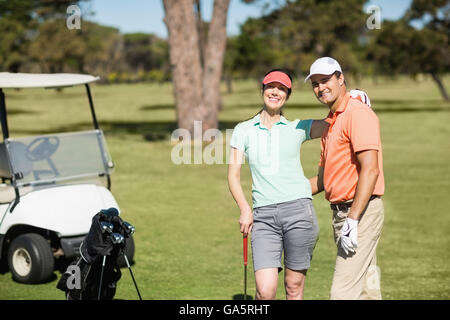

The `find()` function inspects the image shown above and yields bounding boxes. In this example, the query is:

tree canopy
[367,0,449,100]
[0,0,447,99]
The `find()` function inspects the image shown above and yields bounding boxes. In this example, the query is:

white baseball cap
[304,57,343,82]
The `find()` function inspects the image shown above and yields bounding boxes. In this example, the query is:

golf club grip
[243,236,248,266]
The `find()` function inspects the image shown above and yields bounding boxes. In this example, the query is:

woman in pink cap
[228,69,324,300]
[228,69,371,300]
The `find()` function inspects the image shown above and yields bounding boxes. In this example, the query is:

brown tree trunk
[202,0,230,130]
[163,0,205,135]
[194,0,205,67]
[431,72,449,101]
[163,0,230,136]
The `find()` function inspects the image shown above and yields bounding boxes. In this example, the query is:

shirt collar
[253,113,288,129]
[324,92,351,124]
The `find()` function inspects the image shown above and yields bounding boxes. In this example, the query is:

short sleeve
[347,107,381,152]
[296,119,313,141]
[230,123,246,152]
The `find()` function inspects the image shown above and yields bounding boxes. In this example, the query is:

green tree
[26,19,124,79]
[123,33,169,80]
[80,22,125,78]
[368,1,449,100]
[406,0,449,100]
[0,18,29,72]
[27,19,86,73]
[0,0,88,72]
[232,17,278,78]
[234,0,369,81]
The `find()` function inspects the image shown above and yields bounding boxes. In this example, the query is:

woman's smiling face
[263,82,289,112]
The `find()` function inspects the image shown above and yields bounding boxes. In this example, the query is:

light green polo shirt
[230,114,313,208]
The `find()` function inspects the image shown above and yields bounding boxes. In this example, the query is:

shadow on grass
[104,120,178,141]
[233,293,254,300]
[11,120,242,142]
[373,106,450,113]
[371,99,446,105]
[9,121,175,141]
[226,100,449,112]
[9,100,448,140]
[0,269,58,284]
[140,104,174,111]
[6,109,40,116]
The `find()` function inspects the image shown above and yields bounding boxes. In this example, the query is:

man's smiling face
[310,72,343,106]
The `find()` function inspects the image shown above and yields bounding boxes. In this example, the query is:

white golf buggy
[0,73,134,284]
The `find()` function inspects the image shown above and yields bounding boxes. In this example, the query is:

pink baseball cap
[262,71,292,89]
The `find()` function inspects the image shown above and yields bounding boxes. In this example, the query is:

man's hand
[239,206,254,238]
[340,217,358,255]
[350,89,371,108]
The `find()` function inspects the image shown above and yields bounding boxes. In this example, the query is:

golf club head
[99,208,119,219]
[123,221,135,235]
[100,222,114,234]
[110,232,125,245]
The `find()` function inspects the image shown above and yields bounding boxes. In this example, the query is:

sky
[80,0,414,38]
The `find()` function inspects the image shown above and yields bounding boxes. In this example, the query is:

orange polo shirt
[319,92,384,203]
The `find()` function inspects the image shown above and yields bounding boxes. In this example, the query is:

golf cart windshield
[0,130,113,187]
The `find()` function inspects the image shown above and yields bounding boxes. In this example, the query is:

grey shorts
[251,198,319,272]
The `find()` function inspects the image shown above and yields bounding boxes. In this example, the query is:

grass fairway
[0,76,449,300]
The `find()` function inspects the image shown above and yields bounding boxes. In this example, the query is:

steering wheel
[25,136,60,162]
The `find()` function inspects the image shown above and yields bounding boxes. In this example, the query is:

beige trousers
[330,197,384,300]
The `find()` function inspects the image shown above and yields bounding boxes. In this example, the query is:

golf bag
[57,208,131,300]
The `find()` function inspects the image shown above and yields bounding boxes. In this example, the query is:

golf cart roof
[0,72,100,89]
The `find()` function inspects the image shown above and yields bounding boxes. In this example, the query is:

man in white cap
[306,57,385,300]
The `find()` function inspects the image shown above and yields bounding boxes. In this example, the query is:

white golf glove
[350,89,371,108]
[340,217,358,255]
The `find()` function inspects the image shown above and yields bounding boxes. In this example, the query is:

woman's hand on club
[239,206,253,237]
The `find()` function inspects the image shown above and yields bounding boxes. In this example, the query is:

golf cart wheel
[117,235,135,268]
[7,233,55,284]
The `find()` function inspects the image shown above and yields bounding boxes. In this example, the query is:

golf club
[97,255,107,300]
[123,253,142,300]
[97,222,114,299]
[97,226,120,300]
[100,222,114,234]
[123,221,135,235]
[99,207,119,220]
[243,235,248,300]
[118,223,142,301]
[109,232,142,300]
[111,232,124,244]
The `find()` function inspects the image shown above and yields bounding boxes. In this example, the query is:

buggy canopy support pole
[85,84,112,190]
[0,89,9,140]
[0,89,20,212]
[85,84,99,130]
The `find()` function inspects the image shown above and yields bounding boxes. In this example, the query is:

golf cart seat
[0,184,34,204]
[0,183,15,203]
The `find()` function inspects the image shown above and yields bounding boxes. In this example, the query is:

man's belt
[330,195,380,211]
